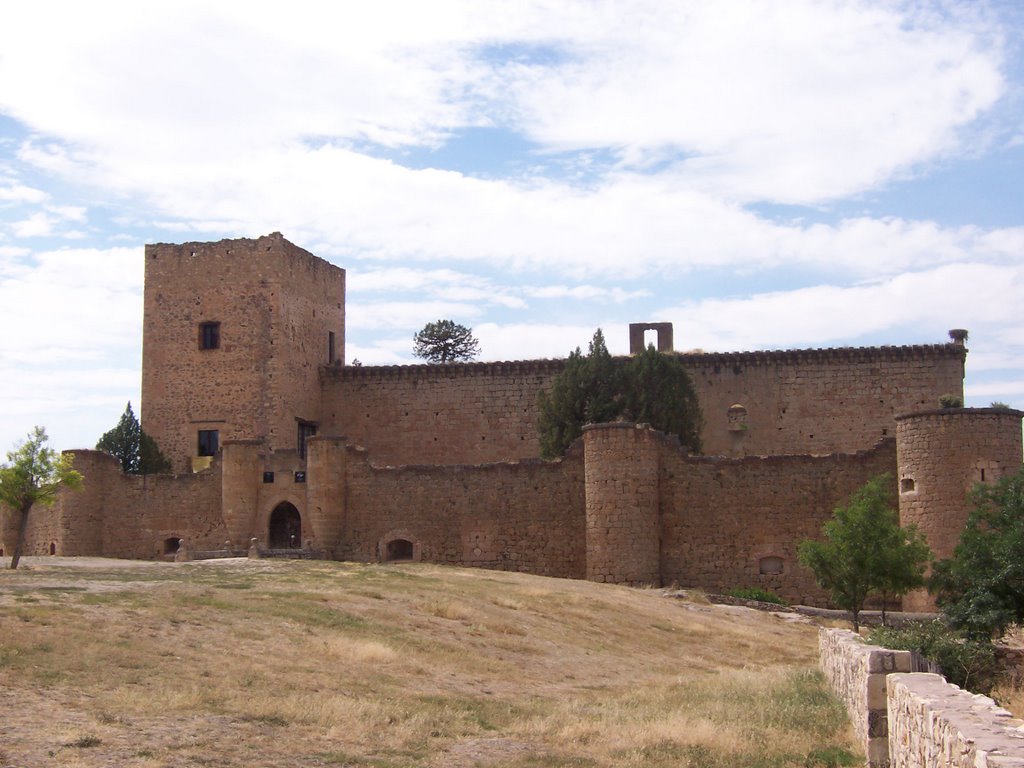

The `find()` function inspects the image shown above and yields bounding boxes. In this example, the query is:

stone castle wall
[662,439,899,604]
[320,345,964,467]
[896,408,1024,611]
[142,233,344,472]
[337,442,587,577]
[320,360,564,466]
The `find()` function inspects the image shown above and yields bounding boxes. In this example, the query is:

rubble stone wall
[819,628,913,767]
[887,673,1024,768]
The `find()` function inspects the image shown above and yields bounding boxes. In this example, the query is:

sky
[1,0,1023,453]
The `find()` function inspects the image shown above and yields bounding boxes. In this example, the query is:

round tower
[896,407,1023,611]
[583,422,661,586]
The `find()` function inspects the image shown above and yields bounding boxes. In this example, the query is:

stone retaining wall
[819,628,912,767]
[820,628,1024,767]
[887,673,1024,768]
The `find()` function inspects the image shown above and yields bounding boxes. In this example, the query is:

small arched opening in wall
[163,537,181,556]
[379,531,421,563]
[386,539,414,561]
[759,556,784,575]
[49,542,56,556]
[727,403,748,433]
[900,477,916,494]
[269,502,302,548]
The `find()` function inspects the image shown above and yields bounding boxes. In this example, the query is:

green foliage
[622,344,701,453]
[96,402,170,474]
[412,319,481,363]
[938,393,963,408]
[725,587,788,606]
[989,401,1012,410]
[798,474,931,631]
[867,621,998,693]
[930,468,1024,640]
[537,330,701,458]
[1,427,83,569]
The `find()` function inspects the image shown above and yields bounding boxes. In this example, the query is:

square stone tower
[141,233,345,472]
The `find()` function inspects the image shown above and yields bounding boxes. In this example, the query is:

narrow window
[262,471,275,483]
[328,331,336,364]
[900,477,916,494]
[197,429,219,457]
[199,321,221,350]
[297,421,317,459]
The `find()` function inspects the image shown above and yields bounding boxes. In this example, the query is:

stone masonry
[3,234,1022,606]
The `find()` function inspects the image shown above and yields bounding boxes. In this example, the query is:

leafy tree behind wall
[538,329,702,458]
[412,320,481,363]
[798,474,930,631]
[96,402,171,474]
[930,468,1024,639]
[1,427,82,569]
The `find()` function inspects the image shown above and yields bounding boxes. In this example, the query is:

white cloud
[662,262,1024,353]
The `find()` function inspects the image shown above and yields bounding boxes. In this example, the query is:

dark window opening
[900,477,916,493]
[386,539,414,561]
[263,471,275,483]
[163,537,180,555]
[981,468,986,482]
[294,471,306,483]
[328,331,336,364]
[269,503,301,548]
[199,321,221,350]
[49,542,56,555]
[198,429,219,457]
[298,421,317,459]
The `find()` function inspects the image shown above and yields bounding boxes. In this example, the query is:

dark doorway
[269,502,302,548]
[163,537,180,555]
[385,539,414,561]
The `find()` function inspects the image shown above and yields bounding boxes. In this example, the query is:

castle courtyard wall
[660,438,899,604]
[320,360,564,466]
[337,443,587,578]
[321,345,964,467]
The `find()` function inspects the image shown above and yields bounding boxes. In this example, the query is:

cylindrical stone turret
[896,407,1024,611]
[584,422,661,586]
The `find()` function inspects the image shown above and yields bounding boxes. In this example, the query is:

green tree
[96,402,170,474]
[538,330,702,458]
[798,474,931,631]
[412,320,481,363]
[1,427,82,569]
[623,343,702,454]
[537,330,622,458]
[930,468,1024,640]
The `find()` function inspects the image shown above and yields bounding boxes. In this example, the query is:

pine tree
[96,402,171,474]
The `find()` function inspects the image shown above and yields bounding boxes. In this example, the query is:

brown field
[0,557,858,767]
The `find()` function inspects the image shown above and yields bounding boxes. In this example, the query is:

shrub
[867,621,998,693]
[938,393,963,408]
[726,587,788,605]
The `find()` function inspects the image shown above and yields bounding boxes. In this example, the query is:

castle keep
[4,233,1022,605]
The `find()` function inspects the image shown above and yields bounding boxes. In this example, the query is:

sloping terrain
[0,558,857,767]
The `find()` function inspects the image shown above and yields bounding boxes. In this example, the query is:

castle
[3,233,1021,607]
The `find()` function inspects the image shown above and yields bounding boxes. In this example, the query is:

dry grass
[0,558,858,767]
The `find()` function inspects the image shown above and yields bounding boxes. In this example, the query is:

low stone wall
[819,628,912,767]
[887,673,1024,768]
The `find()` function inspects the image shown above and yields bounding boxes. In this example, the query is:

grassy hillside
[0,558,858,767]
